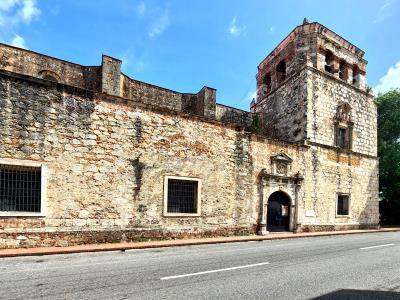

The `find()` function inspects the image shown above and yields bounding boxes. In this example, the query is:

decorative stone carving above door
[271,152,293,176]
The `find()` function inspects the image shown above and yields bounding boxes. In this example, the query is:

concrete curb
[1,228,399,258]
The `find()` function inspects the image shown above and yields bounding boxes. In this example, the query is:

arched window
[339,60,348,81]
[324,50,334,73]
[276,60,286,84]
[38,70,60,83]
[352,65,361,85]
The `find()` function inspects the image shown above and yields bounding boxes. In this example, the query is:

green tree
[376,89,400,224]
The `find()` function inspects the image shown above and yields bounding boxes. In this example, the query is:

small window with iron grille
[0,160,47,216]
[163,176,201,216]
[337,194,350,216]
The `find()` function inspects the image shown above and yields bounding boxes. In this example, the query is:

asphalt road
[1,232,400,300]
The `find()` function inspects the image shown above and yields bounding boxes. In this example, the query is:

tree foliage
[376,89,400,224]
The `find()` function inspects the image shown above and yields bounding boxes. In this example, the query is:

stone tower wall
[306,68,377,156]
[252,69,308,142]
[252,22,370,144]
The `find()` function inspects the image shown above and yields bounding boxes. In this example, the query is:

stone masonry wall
[121,74,185,112]
[250,139,379,231]
[215,104,252,127]
[0,44,219,121]
[0,71,379,248]
[306,68,377,157]
[253,68,308,142]
[0,43,98,89]
[0,72,260,248]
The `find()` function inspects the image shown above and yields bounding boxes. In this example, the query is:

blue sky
[1,0,399,110]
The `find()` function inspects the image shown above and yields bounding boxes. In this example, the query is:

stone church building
[0,20,379,248]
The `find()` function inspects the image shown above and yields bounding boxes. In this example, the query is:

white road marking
[160,261,270,280]
[360,243,395,250]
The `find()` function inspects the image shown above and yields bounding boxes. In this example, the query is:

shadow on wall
[362,160,380,228]
[129,156,145,200]
[311,289,400,300]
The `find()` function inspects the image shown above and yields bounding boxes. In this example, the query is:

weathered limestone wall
[121,74,185,112]
[250,140,379,231]
[0,71,379,248]
[0,43,100,89]
[299,146,379,228]
[255,22,321,100]
[0,44,219,120]
[0,19,380,248]
[215,104,252,127]
[306,68,377,157]
[101,55,121,97]
[253,69,308,142]
[0,72,261,248]
[121,77,222,119]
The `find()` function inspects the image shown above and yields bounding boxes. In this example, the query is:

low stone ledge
[0,226,256,249]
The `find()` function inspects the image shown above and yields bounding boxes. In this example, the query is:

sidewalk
[1,227,399,258]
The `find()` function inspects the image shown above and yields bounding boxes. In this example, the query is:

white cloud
[148,10,169,39]
[137,1,146,16]
[18,0,40,23]
[0,0,40,27]
[0,0,19,11]
[374,0,394,23]
[10,34,26,48]
[374,61,400,95]
[269,26,276,33]
[228,16,246,38]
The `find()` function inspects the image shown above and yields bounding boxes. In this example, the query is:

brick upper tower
[250,19,375,157]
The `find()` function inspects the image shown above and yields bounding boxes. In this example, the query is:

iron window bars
[167,179,198,214]
[0,164,41,212]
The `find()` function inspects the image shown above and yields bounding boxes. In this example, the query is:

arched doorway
[267,191,291,232]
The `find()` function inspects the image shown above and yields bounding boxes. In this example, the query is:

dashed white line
[360,243,395,250]
[160,261,270,280]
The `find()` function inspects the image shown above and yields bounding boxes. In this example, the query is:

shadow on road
[312,289,400,300]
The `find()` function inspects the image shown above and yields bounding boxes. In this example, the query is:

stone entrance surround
[258,170,303,234]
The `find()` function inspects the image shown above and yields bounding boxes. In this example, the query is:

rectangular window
[337,128,347,148]
[337,194,349,216]
[164,176,201,216]
[0,159,47,216]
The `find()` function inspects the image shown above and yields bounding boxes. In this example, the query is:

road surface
[1,232,399,299]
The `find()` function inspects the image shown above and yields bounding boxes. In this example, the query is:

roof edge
[258,22,365,69]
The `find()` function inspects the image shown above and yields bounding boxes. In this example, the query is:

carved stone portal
[258,153,303,235]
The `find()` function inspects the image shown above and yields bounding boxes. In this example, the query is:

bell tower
[250,19,374,157]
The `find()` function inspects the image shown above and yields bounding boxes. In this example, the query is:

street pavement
[0,231,399,299]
